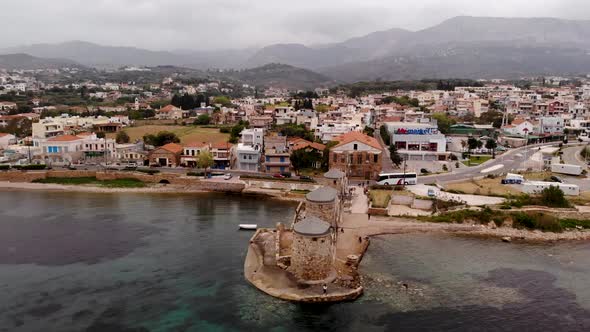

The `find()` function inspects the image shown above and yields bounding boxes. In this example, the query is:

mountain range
[4,16,590,83]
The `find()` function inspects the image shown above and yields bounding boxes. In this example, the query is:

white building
[0,133,16,149]
[35,133,116,165]
[240,128,264,147]
[386,122,449,161]
[537,117,564,135]
[234,128,264,171]
[315,123,361,143]
[502,118,535,137]
[235,144,261,171]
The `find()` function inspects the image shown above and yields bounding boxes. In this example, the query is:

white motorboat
[239,224,257,230]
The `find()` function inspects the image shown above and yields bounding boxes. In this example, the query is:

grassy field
[33,177,146,188]
[462,155,493,166]
[109,126,229,144]
[445,178,522,197]
[370,190,392,208]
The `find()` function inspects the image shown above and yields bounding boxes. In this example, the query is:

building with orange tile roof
[330,132,383,179]
[148,143,183,167]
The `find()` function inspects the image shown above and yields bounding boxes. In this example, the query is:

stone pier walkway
[349,186,369,214]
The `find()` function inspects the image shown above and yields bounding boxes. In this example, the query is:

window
[280,157,285,162]
[333,154,337,162]
[266,166,270,171]
[353,143,358,150]
[373,154,378,163]
[357,154,363,164]
[266,156,270,162]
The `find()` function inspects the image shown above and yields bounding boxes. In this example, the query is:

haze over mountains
[5,16,590,83]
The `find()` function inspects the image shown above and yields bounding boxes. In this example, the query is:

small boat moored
[239,224,257,230]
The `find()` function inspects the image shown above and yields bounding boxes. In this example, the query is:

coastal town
[2,66,590,304]
[4,2,590,330]
[1,68,590,184]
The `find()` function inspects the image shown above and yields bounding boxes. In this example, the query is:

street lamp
[523,128,529,170]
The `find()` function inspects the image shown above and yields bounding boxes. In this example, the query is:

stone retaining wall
[245,180,320,192]
[0,170,245,193]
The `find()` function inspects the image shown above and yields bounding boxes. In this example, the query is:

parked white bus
[377,172,418,186]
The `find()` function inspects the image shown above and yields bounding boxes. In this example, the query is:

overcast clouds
[1,0,589,50]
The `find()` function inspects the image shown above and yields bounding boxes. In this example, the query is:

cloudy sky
[1,0,588,50]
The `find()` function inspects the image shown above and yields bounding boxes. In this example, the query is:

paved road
[419,142,559,184]
[375,133,395,173]
[562,145,588,170]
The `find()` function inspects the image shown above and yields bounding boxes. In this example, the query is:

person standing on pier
[323,284,328,295]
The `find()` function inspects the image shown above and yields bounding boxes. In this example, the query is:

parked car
[224,173,233,180]
[299,175,312,181]
[273,173,285,179]
[427,188,436,197]
[501,179,523,185]
[550,176,563,183]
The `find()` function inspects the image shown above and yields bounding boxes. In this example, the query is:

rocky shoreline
[1,181,587,242]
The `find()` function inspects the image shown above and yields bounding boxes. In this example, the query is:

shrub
[442,165,449,172]
[20,164,47,170]
[370,184,404,191]
[0,164,9,170]
[420,168,430,174]
[560,218,590,230]
[450,154,458,161]
[187,172,205,177]
[512,212,563,233]
[455,162,460,168]
[540,186,571,208]
[492,217,505,227]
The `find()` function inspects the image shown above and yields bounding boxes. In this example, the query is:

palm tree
[486,139,498,158]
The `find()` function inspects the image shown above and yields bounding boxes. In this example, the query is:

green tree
[291,149,322,171]
[197,151,214,172]
[96,132,106,139]
[485,139,498,158]
[143,131,180,147]
[389,144,403,167]
[194,114,211,125]
[541,186,570,208]
[380,125,390,146]
[363,126,375,137]
[476,140,483,150]
[432,112,456,135]
[4,118,32,138]
[116,131,130,144]
[213,96,232,107]
[467,137,478,154]
[276,124,314,142]
[229,121,248,143]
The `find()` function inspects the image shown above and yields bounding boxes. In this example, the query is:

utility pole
[523,129,529,170]
[402,157,407,189]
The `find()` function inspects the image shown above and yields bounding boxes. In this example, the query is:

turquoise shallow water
[0,190,589,331]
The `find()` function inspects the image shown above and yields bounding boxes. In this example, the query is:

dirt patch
[108,125,229,144]
[445,178,520,197]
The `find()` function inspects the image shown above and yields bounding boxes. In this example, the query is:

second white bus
[377,172,418,186]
